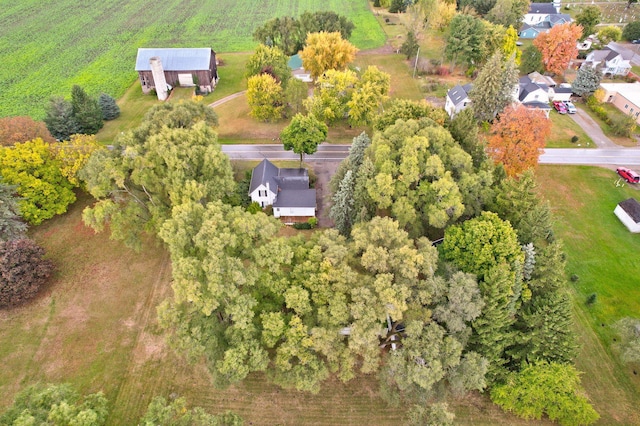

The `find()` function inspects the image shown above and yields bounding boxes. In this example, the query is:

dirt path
[569,109,618,148]
[208,90,247,108]
[313,160,342,228]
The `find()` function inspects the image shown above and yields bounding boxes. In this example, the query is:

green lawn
[547,111,595,148]
[0,0,384,120]
[577,103,639,147]
[537,165,640,425]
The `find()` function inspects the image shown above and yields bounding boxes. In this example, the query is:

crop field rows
[0,0,385,119]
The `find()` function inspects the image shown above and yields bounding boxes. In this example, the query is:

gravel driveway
[313,161,341,228]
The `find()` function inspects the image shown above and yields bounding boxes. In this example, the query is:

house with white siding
[249,159,316,222]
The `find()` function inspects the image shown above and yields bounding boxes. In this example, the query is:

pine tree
[469,53,519,122]
[572,66,602,97]
[329,170,356,236]
[71,85,103,134]
[400,31,419,60]
[44,97,80,140]
[98,93,120,120]
[0,182,27,241]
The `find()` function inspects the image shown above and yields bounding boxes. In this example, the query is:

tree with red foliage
[533,23,582,75]
[0,116,55,146]
[488,104,551,177]
[0,238,53,308]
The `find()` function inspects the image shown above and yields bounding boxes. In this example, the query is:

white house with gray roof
[519,1,571,39]
[581,47,632,77]
[615,198,640,233]
[445,83,473,119]
[249,159,316,221]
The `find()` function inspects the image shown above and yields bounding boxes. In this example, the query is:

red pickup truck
[617,167,640,183]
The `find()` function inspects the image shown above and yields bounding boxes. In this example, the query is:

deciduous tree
[245,44,291,88]
[374,99,448,131]
[575,6,602,39]
[140,396,243,426]
[253,16,303,56]
[491,362,599,425]
[487,0,530,29]
[597,25,622,44]
[0,183,27,241]
[246,74,285,122]
[0,116,55,146]
[305,69,358,123]
[520,44,544,74]
[81,101,234,249]
[0,383,108,425]
[469,52,519,122]
[280,114,328,165]
[284,77,308,116]
[622,21,640,41]
[0,238,53,308]
[534,23,582,75]
[49,134,102,187]
[347,66,390,126]
[429,0,457,31]
[0,138,75,224]
[299,11,355,41]
[300,32,358,79]
[572,66,602,97]
[502,26,522,64]
[487,104,551,177]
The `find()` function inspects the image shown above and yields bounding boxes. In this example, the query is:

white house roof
[619,198,640,223]
[600,82,640,107]
[135,48,213,71]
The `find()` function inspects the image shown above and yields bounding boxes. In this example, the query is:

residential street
[221,144,640,166]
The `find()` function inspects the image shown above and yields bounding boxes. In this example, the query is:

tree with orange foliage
[0,116,55,146]
[488,104,551,177]
[533,23,582,75]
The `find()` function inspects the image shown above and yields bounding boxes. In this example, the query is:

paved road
[222,144,640,166]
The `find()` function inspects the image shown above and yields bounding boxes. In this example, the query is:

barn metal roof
[135,48,213,71]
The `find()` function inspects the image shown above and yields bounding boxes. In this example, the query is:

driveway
[313,161,341,228]
[569,108,618,149]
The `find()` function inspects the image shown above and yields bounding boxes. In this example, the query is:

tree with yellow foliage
[300,32,358,80]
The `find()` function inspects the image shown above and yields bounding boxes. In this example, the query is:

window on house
[625,104,629,109]
[631,108,635,114]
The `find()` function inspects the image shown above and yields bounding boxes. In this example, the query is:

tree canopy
[469,52,519,122]
[572,66,602,97]
[245,44,291,89]
[445,14,485,70]
[81,101,234,249]
[575,6,602,39]
[0,116,55,146]
[300,32,358,80]
[246,74,285,122]
[280,113,328,165]
[534,23,582,75]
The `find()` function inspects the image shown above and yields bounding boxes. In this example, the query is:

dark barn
[135,48,218,96]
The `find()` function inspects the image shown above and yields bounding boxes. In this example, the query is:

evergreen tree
[329,170,356,236]
[401,31,420,60]
[98,93,120,120]
[469,52,519,122]
[44,96,80,140]
[572,66,602,97]
[447,107,486,168]
[0,182,27,242]
[71,85,103,134]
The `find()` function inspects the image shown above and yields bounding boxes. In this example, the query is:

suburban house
[614,198,640,233]
[581,47,632,77]
[445,83,473,119]
[135,48,219,100]
[523,72,573,102]
[519,1,572,39]
[517,75,552,117]
[288,53,312,83]
[249,159,316,222]
[599,82,640,125]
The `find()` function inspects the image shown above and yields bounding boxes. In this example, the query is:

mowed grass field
[0,0,385,119]
[537,165,640,425]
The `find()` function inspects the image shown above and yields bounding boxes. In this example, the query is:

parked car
[563,101,577,114]
[553,101,567,114]
[632,39,640,44]
[616,167,640,183]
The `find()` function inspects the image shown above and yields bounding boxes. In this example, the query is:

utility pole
[412,47,420,78]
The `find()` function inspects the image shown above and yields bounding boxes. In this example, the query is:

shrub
[436,66,451,76]
[293,222,312,229]
[610,114,636,137]
[0,238,54,308]
[247,201,262,214]
[307,217,318,228]
[586,293,597,305]
[570,274,579,282]
[571,135,579,143]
